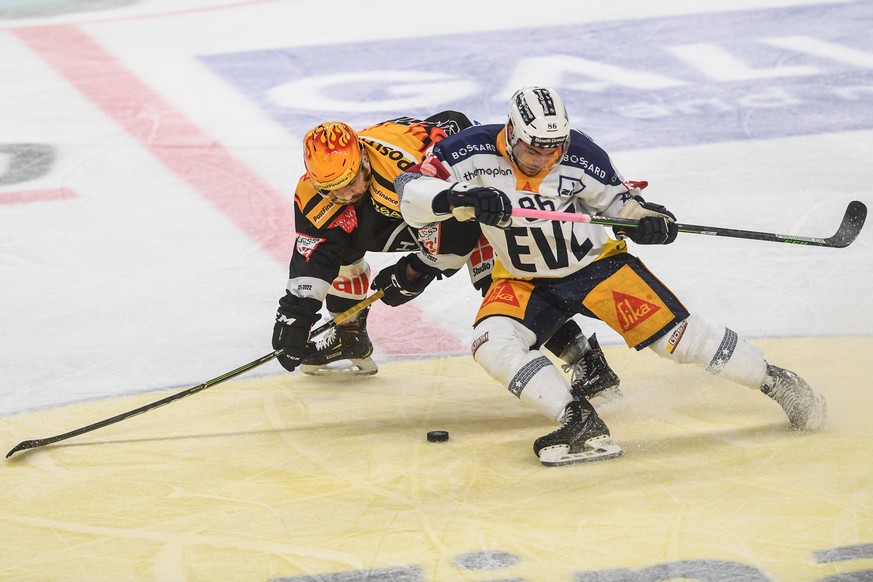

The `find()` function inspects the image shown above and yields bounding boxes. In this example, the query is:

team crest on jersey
[328,206,358,233]
[557,175,586,197]
[295,235,325,261]
[612,290,660,332]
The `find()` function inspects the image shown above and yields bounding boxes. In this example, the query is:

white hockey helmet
[506,86,570,151]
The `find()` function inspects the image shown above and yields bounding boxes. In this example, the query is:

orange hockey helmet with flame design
[303,122,371,205]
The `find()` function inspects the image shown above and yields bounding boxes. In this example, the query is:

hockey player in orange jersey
[272,112,622,405]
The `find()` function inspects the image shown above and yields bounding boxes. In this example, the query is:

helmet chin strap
[505,123,563,177]
[505,122,521,168]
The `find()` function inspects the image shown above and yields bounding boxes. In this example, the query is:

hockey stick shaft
[6,290,384,458]
[511,200,867,248]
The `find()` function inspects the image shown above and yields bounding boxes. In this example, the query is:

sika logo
[482,280,520,308]
[613,291,660,332]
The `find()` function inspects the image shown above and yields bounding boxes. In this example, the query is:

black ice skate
[301,307,377,376]
[760,363,826,431]
[533,399,623,467]
[563,334,623,403]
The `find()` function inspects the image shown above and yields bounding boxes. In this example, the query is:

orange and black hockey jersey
[287,112,472,301]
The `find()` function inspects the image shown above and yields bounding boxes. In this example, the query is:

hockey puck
[426,430,449,443]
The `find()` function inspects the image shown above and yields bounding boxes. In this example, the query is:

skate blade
[300,357,378,377]
[539,435,623,467]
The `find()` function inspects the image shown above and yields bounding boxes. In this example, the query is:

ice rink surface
[1,0,872,580]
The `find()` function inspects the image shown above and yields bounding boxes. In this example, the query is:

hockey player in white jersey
[395,86,827,467]
[271,113,621,400]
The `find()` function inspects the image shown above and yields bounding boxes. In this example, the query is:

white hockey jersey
[397,123,634,279]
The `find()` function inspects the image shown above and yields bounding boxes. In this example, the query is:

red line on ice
[12,25,463,356]
[0,187,77,205]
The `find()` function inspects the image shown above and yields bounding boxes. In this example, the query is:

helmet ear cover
[303,122,362,192]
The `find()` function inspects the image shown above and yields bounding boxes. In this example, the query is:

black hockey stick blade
[672,200,867,248]
[515,200,866,248]
[6,291,385,459]
[825,200,867,248]
[5,350,279,459]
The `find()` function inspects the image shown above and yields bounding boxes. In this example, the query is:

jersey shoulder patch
[358,120,433,218]
[561,130,619,185]
[294,175,345,228]
[294,233,325,261]
[433,124,503,166]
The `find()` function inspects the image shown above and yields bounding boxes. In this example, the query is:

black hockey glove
[271,294,321,372]
[444,183,512,228]
[371,253,437,307]
[613,197,678,245]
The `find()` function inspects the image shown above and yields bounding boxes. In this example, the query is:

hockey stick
[511,200,867,248]
[5,290,384,459]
